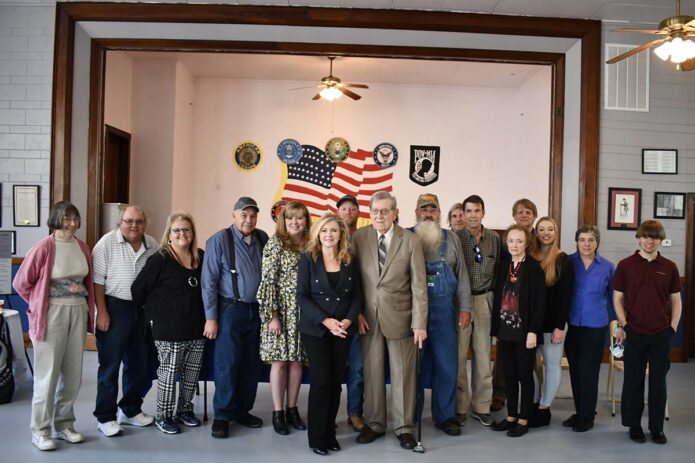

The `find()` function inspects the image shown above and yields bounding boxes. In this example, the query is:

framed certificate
[642,149,677,174]
[13,185,40,227]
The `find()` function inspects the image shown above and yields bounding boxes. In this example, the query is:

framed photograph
[642,149,677,174]
[0,230,16,256]
[608,187,641,230]
[13,185,40,227]
[654,192,685,219]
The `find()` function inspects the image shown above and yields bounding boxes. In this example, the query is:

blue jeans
[94,297,148,423]
[346,334,364,416]
[213,297,262,421]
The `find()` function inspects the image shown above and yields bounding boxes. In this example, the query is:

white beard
[414,220,442,255]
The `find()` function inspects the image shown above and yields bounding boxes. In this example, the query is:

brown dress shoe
[398,433,416,449]
[490,398,505,412]
[348,416,365,432]
[356,426,385,444]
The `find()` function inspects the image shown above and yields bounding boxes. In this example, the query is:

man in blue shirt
[202,197,269,438]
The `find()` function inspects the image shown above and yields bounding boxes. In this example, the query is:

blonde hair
[534,216,563,286]
[159,211,199,267]
[306,213,353,265]
[276,201,310,251]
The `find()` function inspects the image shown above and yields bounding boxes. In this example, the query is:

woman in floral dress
[257,201,311,435]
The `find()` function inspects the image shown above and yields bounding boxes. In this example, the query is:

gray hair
[118,204,147,226]
[369,191,397,210]
[47,201,81,231]
[574,224,600,248]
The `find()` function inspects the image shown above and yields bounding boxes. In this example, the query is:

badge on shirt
[234,141,263,171]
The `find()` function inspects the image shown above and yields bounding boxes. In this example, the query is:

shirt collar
[376,223,395,240]
[231,224,255,243]
[116,229,148,249]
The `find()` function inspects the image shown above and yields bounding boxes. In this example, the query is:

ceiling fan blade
[606,38,669,64]
[681,57,695,71]
[612,28,666,34]
[341,83,369,89]
[312,93,321,100]
[289,85,322,91]
[339,87,361,100]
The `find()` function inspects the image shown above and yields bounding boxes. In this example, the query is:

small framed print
[13,185,40,227]
[654,192,685,219]
[608,187,641,230]
[0,230,15,256]
[642,149,677,174]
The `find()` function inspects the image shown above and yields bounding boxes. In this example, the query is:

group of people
[13,190,682,454]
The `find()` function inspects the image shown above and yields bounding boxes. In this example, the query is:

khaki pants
[31,301,88,436]
[456,292,493,415]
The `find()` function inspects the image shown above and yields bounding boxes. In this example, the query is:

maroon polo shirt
[612,251,681,335]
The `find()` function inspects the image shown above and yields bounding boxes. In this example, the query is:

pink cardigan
[13,234,96,341]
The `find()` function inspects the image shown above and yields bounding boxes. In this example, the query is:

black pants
[302,332,352,448]
[621,325,672,432]
[565,324,605,422]
[498,340,535,421]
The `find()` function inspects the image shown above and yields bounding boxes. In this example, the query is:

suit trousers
[565,324,605,422]
[302,332,352,448]
[31,301,88,436]
[621,325,672,433]
[360,315,416,435]
[456,292,493,415]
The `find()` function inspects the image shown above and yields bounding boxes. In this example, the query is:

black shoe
[629,425,646,443]
[572,418,594,432]
[491,419,517,432]
[285,407,307,431]
[312,447,328,456]
[211,419,229,438]
[236,413,263,428]
[272,410,289,435]
[328,438,341,451]
[507,423,529,437]
[651,430,667,445]
[562,414,580,428]
[435,418,461,436]
[530,407,551,428]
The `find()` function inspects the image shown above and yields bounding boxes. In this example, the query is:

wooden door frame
[49,3,601,246]
[684,193,695,360]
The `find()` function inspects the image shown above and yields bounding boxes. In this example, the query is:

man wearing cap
[202,197,269,438]
[455,195,500,426]
[351,191,427,450]
[337,194,366,432]
[412,193,472,436]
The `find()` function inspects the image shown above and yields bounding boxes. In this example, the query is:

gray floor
[2,351,695,462]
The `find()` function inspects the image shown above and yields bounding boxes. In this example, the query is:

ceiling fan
[292,56,369,101]
[606,0,695,70]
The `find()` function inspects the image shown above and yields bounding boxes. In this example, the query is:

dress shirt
[457,225,500,293]
[568,251,615,328]
[376,223,395,253]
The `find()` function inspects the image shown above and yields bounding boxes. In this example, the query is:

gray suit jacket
[352,224,428,339]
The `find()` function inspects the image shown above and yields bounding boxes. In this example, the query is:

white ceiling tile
[392,0,446,11]
[341,0,394,8]
[289,0,342,7]
[442,0,499,14]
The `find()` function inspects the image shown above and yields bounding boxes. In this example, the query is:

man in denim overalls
[412,194,472,436]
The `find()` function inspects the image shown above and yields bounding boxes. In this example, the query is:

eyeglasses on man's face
[121,219,145,226]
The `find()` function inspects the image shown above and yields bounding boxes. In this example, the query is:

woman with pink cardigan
[13,201,95,451]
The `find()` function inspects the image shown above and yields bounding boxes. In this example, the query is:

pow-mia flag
[409,145,440,186]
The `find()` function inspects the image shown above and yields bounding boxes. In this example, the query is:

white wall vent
[604,43,650,112]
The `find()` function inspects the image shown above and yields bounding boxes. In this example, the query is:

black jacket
[297,253,362,338]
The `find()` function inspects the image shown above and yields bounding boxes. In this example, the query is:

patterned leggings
[154,339,205,419]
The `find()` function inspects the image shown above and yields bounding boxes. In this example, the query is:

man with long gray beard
[411,194,472,436]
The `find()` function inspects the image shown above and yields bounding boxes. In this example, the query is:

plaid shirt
[456,226,500,293]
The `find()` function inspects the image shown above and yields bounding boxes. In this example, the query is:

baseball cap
[234,197,259,212]
[336,195,359,208]
[417,193,439,209]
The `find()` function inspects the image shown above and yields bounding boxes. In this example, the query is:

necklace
[188,276,199,288]
[509,260,523,283]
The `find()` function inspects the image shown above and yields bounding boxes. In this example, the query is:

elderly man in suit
[351,191,428,450]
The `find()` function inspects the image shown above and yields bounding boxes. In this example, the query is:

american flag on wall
[279,145,393,218]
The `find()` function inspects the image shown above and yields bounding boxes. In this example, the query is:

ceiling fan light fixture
[654,41,672,61]
[319,86,342,101]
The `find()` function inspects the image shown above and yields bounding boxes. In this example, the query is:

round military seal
[271,200,288,222]
[277,138,302,164]
[234,141,262,171]
[325,137,350,162]
[373,142,398,168]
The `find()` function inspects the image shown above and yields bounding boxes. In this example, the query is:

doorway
[102,125,131,204]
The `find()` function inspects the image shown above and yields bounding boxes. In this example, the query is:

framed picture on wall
[13,184,40,227]
[608,187,641,230]
[654,192,685,219]
[642,149,677,174]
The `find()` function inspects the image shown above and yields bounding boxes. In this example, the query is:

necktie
[378,235,386,274]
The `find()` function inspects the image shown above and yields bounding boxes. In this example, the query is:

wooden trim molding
[50,3,600,247]
[684,193,695,360]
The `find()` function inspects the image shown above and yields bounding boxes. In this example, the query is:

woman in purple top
[564,225,615,433]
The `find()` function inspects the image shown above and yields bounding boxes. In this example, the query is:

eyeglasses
[473,244,482,263]
[370,208,393,217]
[63,216,80,223]
[171,227,193,234]
[122,219,145,226]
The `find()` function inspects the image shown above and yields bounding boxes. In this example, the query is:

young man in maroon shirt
[613,220,682,445]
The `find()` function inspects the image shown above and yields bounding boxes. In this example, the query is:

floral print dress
[257,235,307,362]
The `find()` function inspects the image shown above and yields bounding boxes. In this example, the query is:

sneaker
[32,434,57,451]
[175,411,201,427]
[97,420,123,437]
[155,418,180,435]
[472,412,494,427]
[211,419,230,438]
[54,427,84,443]
[118,410,154,427]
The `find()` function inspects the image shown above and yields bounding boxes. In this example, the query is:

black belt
[471,289,491,296]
